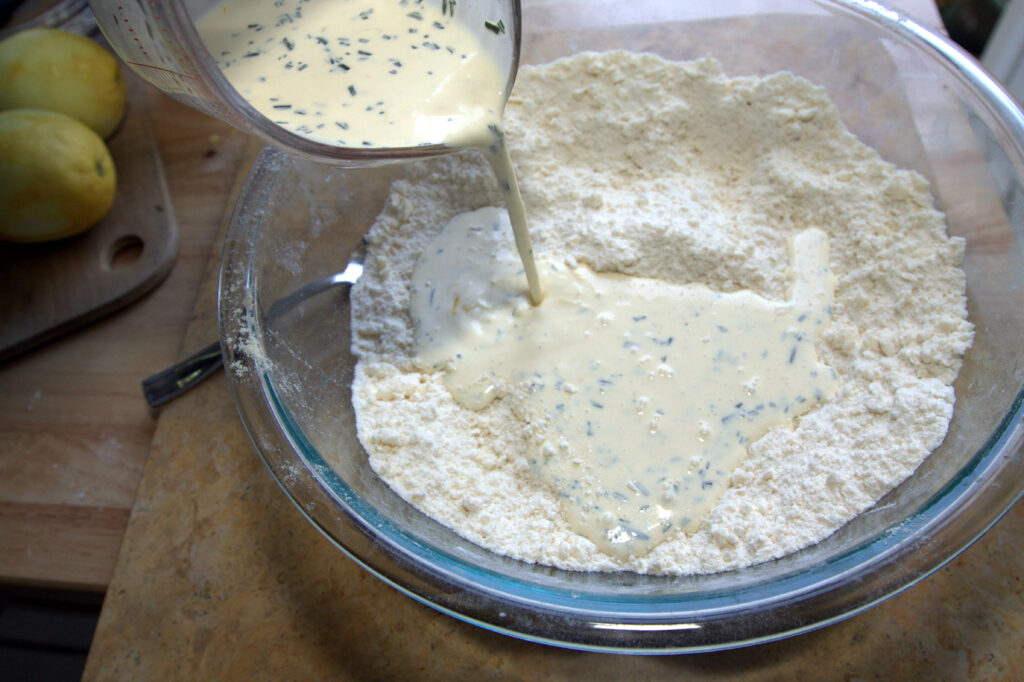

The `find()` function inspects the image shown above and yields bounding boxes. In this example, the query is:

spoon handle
[142,341,223,410]
[142,238,367,411]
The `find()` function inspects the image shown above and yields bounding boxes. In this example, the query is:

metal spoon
[142,240,366,409]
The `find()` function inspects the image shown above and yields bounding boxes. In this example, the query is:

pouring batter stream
[198,0,542,302]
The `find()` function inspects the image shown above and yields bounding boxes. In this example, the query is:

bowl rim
[218,0,1024,653]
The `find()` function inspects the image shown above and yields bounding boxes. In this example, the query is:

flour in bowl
[349,52,973,574]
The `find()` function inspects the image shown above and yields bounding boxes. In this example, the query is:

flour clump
[349,52,973,575]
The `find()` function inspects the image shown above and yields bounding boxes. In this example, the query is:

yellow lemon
[0,28,126,139]
[0,109,117,243]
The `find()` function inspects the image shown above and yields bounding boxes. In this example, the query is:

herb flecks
[484,19,505,34]
[203,0,497,150]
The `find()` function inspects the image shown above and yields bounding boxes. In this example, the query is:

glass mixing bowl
[218,0,1024,653]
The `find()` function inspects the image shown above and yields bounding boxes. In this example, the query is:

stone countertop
[82,334,1024,678]
[81,1,1024,678]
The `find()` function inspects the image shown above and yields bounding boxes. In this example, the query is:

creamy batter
[198,0,542,301]
[411,208,838,558]
[198,0,505,148]
[350,53,974,574]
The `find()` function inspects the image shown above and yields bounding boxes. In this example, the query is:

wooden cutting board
[0,64,178,363]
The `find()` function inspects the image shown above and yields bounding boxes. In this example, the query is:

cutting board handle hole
[106,235,145,271]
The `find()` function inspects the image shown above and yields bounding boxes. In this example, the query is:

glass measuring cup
[90,0,521,165]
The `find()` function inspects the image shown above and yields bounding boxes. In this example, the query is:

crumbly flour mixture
[349,52,974,574]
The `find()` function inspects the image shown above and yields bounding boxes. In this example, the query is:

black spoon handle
[141,341,223,410]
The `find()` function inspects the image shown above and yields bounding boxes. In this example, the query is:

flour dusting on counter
[349,52,973,574]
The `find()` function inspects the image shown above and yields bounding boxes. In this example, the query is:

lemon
[0,28,126,139]
[0,109,117,243]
